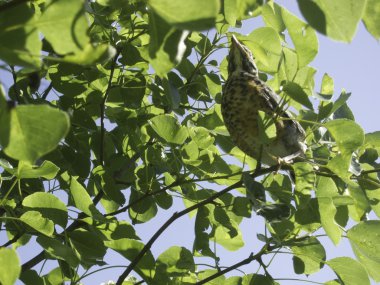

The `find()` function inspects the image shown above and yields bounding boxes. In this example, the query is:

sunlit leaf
[69,229,106,266]
[262,2,286,32]
[327,257,370,285]
[324,119,364,155]
[282,7,318,67]
[362,0,380,39]
[22,192,68,228]
[38,0,89,54]
[148,0,219,30]
[0,3,41,67]
[316,177,341,245]
[347,221,380,263]
[291,237,326,274]
[149,114,188,145]
[0,104,70,163]
[20,211,54,237]
[156,246,195,274]
[245,27,282,73]
[16,160,59,180]
[106,238,155,281]
[0,248,20,285]
[297,0,366,42]
[61,173,103,219]
[283,82,313,109]
[37,236,79,268]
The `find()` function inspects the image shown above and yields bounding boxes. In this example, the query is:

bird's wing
[250,75,306,137]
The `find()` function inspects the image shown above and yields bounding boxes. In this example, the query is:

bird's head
[227,35,258,77]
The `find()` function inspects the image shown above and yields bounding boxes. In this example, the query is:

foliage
[0,0,380,284]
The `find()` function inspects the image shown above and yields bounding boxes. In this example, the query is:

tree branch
[115,165,279,285]
[41,82,53,100]
[99,51,120,166]
[109,171,246,217]
[195,245,271,285]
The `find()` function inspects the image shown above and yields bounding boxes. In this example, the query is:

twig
[195,245,271,285]
[108,171,247,217]
[0,232,23,248]
[115,165,279,285]
[99,51,120,166]
[41,82,53,100]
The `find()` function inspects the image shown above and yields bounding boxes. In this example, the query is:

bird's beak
[230,35,244,53]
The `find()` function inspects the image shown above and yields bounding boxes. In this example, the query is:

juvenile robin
[221,35,306,166]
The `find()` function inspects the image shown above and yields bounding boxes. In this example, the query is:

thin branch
[21,251,45,272]
[108,171,247,217]
[195,245,271,285]
[99,51,120,166]
[41,82,53,100]
[0,232,22,248]
[115,165,279,285]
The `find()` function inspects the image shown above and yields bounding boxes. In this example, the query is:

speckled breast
[221,73,306,165]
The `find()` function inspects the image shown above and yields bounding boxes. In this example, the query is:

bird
[221,35,307,167]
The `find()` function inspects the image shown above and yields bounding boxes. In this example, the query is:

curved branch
[115,165,279,285]
[195,246,271,285]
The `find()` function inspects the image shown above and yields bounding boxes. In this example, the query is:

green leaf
[262,2,286,32]
[327,257,370,285]
[293,162,315,196]
[282,47,298,81]
[363,131,380,153]
[297,0,366,42]
[37,236,79,268]
[148,0,219,30]
[69,229,106,266]
[320,73,334,97]
[351,239,380,282]
[20,270,44,285]
[257,110,277,143]
[347,221,380,263]
[242,274,275,285]
[0,248,20,285]
[62,173,103,219]
[224,0,238,25]
[362,0,380,39]
[20,211,55,237]
[148,12,189,77]
[16,160,59,180]
[213,222,244,251]
[198,270,226,284]
[38,0,89,54]
[0,104,70,163]
[128,193,158,224]
[291,237,326,274]
[347,184,370,221]
[324,119,365,155]
[245,27,282,73]
[316,177,341,245]
[62,43,116,66]
[318,91,351,121]
[283,82,313,109]
[0,3,41,67]
[106,238,155,281]
[156,246,195,274]
[149,114,188,145]
[282,7,318,67]
[22,192,68,228]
